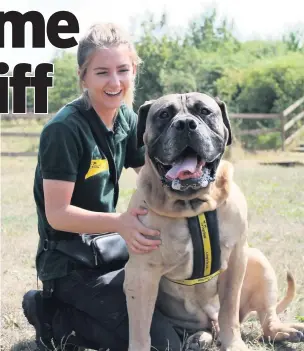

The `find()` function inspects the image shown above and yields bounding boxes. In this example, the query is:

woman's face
[82,44,136,115]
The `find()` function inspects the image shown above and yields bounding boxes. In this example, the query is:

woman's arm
[44,179,120,234]
[44,179,161,253]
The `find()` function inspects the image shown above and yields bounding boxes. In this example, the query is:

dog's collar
[167,210,222,286]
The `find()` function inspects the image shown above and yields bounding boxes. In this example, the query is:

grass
[0,120,44,154]
[1,149,304,350]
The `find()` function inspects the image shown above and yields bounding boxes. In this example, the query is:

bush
[240,132,282,150]
[218,52,304,114]
[217,52,304,149]
[256,132,282,150]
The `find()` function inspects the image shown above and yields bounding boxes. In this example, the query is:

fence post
[280,113,285,151]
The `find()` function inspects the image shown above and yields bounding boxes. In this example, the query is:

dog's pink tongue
[165,156,198,180]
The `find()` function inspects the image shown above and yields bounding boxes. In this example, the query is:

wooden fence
[229,96,304,151]
[1,96,304,156]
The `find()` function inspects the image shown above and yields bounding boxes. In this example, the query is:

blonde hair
[77,23,141,109]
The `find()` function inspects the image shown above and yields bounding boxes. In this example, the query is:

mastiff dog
[124,93,303,351]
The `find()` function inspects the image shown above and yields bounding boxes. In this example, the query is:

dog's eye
[199,108,211,116]
[159,111,170,119]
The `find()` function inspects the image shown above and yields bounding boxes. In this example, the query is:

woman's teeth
[105,90,121,96]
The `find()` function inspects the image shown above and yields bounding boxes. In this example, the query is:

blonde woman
[23,23,182,350]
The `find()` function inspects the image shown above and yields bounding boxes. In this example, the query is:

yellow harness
[168,212,222,286]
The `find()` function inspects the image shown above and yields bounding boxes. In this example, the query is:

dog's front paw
[184,331,213,351]
[220,339,249,351]
[263,322,304,343]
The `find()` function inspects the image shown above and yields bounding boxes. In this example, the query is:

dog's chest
[139,206,239,329]
[156,233,232,330]
[157,275,219,329]
[142,214,194,273]
[142,210,235,279]
[154,212,237,327]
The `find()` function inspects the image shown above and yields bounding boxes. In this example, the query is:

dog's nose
[173,118,198,131]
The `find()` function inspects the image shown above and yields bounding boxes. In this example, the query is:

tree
[48,51,79,112]
[283,27,304,52]
[134,13,177,109]
[184,8,240,53]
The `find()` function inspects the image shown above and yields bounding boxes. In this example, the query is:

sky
[1,0,304,68]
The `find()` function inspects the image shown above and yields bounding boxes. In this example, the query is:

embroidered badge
[85,145,109,179]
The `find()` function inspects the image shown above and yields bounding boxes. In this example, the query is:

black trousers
[51,268,183,351]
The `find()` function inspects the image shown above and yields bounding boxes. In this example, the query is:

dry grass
[0,120,44,154]
[1,152,304,350]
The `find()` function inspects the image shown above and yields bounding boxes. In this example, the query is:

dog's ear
[137,100,155,148]
[215,97,232,146]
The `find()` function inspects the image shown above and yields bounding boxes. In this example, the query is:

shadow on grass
[259,161,304,167]
[9,340,90,351]
[10,339,38,351]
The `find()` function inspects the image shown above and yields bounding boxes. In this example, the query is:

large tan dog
[123,93,303,351]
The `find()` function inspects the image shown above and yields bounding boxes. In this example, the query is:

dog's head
[137,93,232,196]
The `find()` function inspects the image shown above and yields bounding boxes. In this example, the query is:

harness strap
[168,210,222,286]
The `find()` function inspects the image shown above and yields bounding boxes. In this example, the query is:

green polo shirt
[33,98,145,281]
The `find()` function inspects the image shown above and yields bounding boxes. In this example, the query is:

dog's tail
[244,271,295,322]
[276,271,296,314]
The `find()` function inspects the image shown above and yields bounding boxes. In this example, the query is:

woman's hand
[117,208,161,254]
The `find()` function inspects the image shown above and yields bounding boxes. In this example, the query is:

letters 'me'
[0,10,79,48]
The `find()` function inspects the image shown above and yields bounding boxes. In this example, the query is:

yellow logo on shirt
[85,146,109,179]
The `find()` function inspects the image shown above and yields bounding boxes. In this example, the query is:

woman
[22,23,183,351]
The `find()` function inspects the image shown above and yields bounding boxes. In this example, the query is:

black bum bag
[46,233,129,271]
